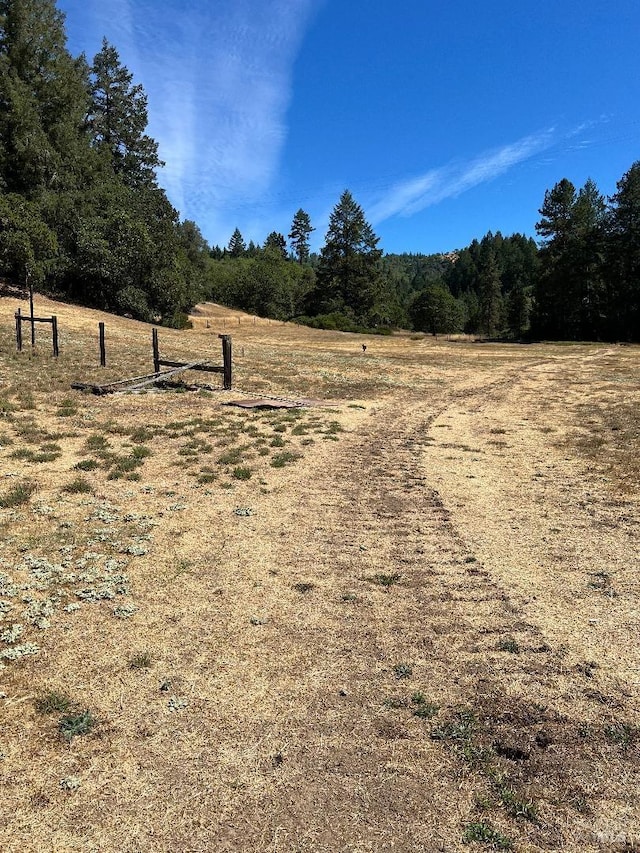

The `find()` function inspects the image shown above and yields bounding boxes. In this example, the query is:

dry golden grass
[0,294,639,852]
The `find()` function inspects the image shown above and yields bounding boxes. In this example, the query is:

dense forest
[1,0,639,340]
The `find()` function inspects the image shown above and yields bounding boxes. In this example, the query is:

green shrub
[59,709,95,741]
[270,451,299,468]
[35,691,72,714]
[62,477,93,494]
[232,466,252,480]
[0,481,37,508]
[74,459,99,471]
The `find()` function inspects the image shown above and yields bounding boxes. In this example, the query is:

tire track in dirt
[209,387,589,852]
[219,362,638,852]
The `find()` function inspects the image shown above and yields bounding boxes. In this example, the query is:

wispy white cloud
[62,0,320,245]
[140,0,319,245]
[367,129,557,225]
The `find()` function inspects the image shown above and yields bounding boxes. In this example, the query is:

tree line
[405,168,640,341]
[0,0,202,325]
[1,1,639,341]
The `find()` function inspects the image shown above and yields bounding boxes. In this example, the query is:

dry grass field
[0,293,638,852]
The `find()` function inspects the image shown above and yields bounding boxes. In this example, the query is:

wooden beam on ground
[72,362,208,395]
[157,359,223,373]
[123,360,210,391]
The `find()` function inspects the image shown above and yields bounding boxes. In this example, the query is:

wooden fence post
[99,322,106,367]
[51,316,59,357]
[219,334,232,389]
[152,327,160,373]
[26,271,36,348]
[15,308,22,352]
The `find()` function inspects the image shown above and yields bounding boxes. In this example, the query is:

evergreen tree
[0,191,57,283]
[227,227,246,257]
[289,208,314,264]
[88,39,162,188]
[533,179,577,338]
[505,278,531,338]
[263,231,287,259]
[572,178,608,338]
[0,0,92,195]
[536,178,577,247]
[608,162,640,340]
[534,177,608,339]
[477,243,502,336]
[313,190,383,323]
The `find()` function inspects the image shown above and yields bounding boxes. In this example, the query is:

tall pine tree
[313,190,382,324]
[288,208,314,264]
[88,39,162,188]
[227,227,246,257]
[608,162,640,340]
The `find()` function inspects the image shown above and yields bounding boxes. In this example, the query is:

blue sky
[58,0,640,255]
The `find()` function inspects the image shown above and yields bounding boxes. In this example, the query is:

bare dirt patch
[0,297,638,852]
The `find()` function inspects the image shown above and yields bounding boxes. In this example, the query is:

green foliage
[371,572,401,588]
[227,227,246,258]
[205,252,315,321]
[478,243,503,336]
[0,194,57,284]
[0,3,203,323]
[412,693,439,719]
[311,190,384,325]
[59,708,95,741]
[232,466,252,480]
[263,231,287,259]
[296,312,387,333]
[1,0,638,343]
[604,722,639,749]
[462,822,513,849]
[289,208,314,264]
[88,38,162,189]
[0,480,37,508]
[607,163,640,340]
[270,451,299,468]
[74,458,99,471]
[62,476,93,494]
[533,177,608,339]
[34,690,72,714]
[409,282,464,335]
[497,637,520,653]
[442,232,538,336]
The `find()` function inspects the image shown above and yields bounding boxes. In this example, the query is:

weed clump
[129,652,152,670]
[371,572,401,588]
[232,466,252,480]
[497,637,520,654]
[462,822,513,848]
[412,692,439,719]
[56,399,78,417]
[35,691,72,715]
[393,662,413,679]
[59,709,95,741]
[62,476,93,495]
[74,458,99,471]
[604,722,639,749]
[271,451,299,468]
[84,434,110,452]
[0,480,37,508]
